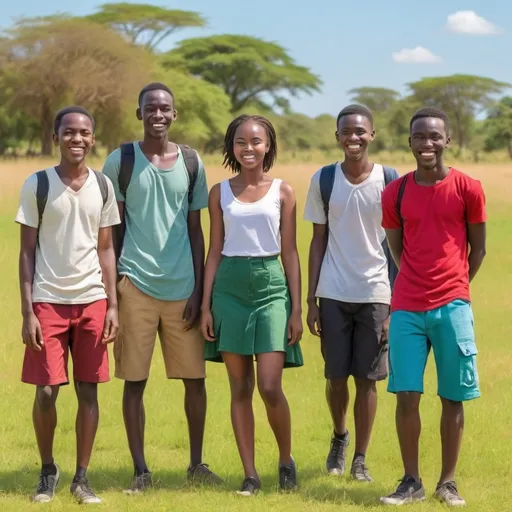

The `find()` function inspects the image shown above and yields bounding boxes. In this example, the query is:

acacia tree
[163,34,322,112]
[87,3,206,51]
[407,74,509,150]
[484,97,512,158]
[1,18,151,154]
[348,87,400,113]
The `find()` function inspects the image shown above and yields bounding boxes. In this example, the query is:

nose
[348,132,359,142]
[152,109,164,120]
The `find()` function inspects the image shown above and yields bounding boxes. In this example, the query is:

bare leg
[74,381,99,476]
[122,380,149,474]
[439,398,464,484]
[396,392,421,480]
[33,386,60,465]
[326,377,349,435]
[183,378,206,467]
[222,352,257,479]
[353,377,377,457]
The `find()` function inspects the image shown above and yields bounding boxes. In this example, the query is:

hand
[183,290,201,331]
[380,314,390,345]
[287,310,303,346]
[307,301,322,336]
[102,306,119,343]
[200,309,216,342]
[22,311,44,351]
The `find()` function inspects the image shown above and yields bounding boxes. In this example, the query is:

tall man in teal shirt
[103,83,221,492]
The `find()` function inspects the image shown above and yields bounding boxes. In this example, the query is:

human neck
[415,163,450,184]
[55,160,88,179]
[342,154,372,176]
[238,167,265,185]
[141,134,170,156]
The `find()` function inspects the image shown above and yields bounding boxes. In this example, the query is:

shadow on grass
[0,465,388,507]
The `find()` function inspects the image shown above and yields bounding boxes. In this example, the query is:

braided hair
[222,114,278,173]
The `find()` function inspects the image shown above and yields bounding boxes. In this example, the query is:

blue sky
[1,1,511,117]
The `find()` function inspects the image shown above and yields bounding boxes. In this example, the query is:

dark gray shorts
[319,299,390,381]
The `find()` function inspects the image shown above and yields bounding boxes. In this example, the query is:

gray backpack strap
[319,163,337,220]
[36,170,49,230]
[381,166,400,291]
[92,170,108,206]
[178,144,199,204]
[383,165,399,186]
[119,143,135,199]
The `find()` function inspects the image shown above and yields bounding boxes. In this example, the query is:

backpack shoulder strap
[383,165,399,186]
[396,174,409,226]
[119,143,135,199]
[92,170,109,206]
[319,163,337,220]
[35,169,49,229]
[178,144,199,204]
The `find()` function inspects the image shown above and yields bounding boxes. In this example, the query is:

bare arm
[112,200,125,263]
[384,228,404,269]
[306,223,327,336]
[200,184,224,341]
[19,225,43,350]
[467,222,486,282]
[280,182,303,344]
[98,226,119,342]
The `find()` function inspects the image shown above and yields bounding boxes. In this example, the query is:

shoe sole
[380,496,426,505]
[32,470,60,502]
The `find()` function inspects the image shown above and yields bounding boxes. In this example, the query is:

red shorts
[21,300,109,386]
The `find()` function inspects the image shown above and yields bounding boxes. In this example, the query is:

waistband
[220,255,281,266]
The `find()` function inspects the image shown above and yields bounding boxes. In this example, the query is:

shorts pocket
[457,340,478,388]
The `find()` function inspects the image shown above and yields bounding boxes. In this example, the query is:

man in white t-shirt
[304,104,398,483]
[16,106,120,504]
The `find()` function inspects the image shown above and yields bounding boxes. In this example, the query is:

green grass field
[0,160,511,511]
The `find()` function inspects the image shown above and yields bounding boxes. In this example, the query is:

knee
[183,378,205,396]
[35,386,58,412]
[124,379,147,399]
[441,397,464,417]
[258,380,283,408]
[354,378,377,394]
[397,392,421,415]
[76,382,98,407]
[230,377,254,402]
[327,378,349,394]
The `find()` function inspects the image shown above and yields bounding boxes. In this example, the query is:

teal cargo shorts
[388,299,480,402]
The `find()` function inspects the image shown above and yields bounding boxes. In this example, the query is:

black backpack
[118,143,199,202]
[318,163,403,290]
[35,169,108,236]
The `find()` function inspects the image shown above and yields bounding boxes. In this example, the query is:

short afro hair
[54,106,95,135]
[410,107,450,133]
[336,104,374,128]
[138,82,174,107]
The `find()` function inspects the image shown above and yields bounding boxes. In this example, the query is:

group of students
[15,81,486,507]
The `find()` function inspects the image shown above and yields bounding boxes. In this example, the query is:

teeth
[153,124,165,128]
[348,145,360,149]
[421,152,434,157]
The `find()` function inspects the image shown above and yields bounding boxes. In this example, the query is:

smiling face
[409,117,450,170]
[233,120,270,171]
[53,113,94,164]
[336,114,375,161]
[137,89,177,139]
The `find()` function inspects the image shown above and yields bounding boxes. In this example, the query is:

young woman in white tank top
[201,115,303,496]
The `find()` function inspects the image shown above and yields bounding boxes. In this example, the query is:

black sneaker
[279,456,298,491]
[32,464,60,502]
[434,480,466,507]
[123,471,153,494]
[70,476,101,504]
[350,457,374,482]
[187,463,223,485]
[380,476,426,505]
[326,430,350,475]
[236,476,261,496]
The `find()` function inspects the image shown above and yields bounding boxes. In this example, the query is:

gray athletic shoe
[380,476,426,505]
[32,464,60,502]
[326,430,350,475]
[350,458,374,482]
[434,481,466,507]
[236,476,261,496]
[187,463,223,485]
[279,456,298,491]
[123,471,153,494]
[70,477,101,504]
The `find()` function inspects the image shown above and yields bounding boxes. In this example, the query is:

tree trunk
[40,100,53,156]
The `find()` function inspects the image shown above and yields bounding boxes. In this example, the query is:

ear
[334,130,339,142]
[370,129,376,141]
[136,107,142,121]
[408,136,412,148]
[90,134,96,147]
[52,133,59,147]
[445,135,451,147]
[172,109,178,121]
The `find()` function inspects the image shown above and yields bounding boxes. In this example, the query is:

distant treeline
[0,3,511,160]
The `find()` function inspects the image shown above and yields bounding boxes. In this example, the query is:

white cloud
[392,46,442,64]
[446,11,502,35]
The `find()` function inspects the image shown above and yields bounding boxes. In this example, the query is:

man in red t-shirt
[379,108,486,507]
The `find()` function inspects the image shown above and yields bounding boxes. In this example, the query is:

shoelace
[441,481,459,495]
[74,478,95,497]
[330,438,346,459]
[393,477,417,496]
[37,473,51,493]
[281,465,295,479]
[241,477,259,492]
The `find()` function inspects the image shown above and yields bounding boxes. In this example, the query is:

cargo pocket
[457,340,478,388]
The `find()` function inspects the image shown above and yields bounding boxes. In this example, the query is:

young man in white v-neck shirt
[304,104,398,483]
[16,106,120,505]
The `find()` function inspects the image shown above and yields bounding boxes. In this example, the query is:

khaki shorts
[114,276,206,381]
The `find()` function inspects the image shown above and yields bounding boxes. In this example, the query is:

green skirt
[205,256,304,368]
